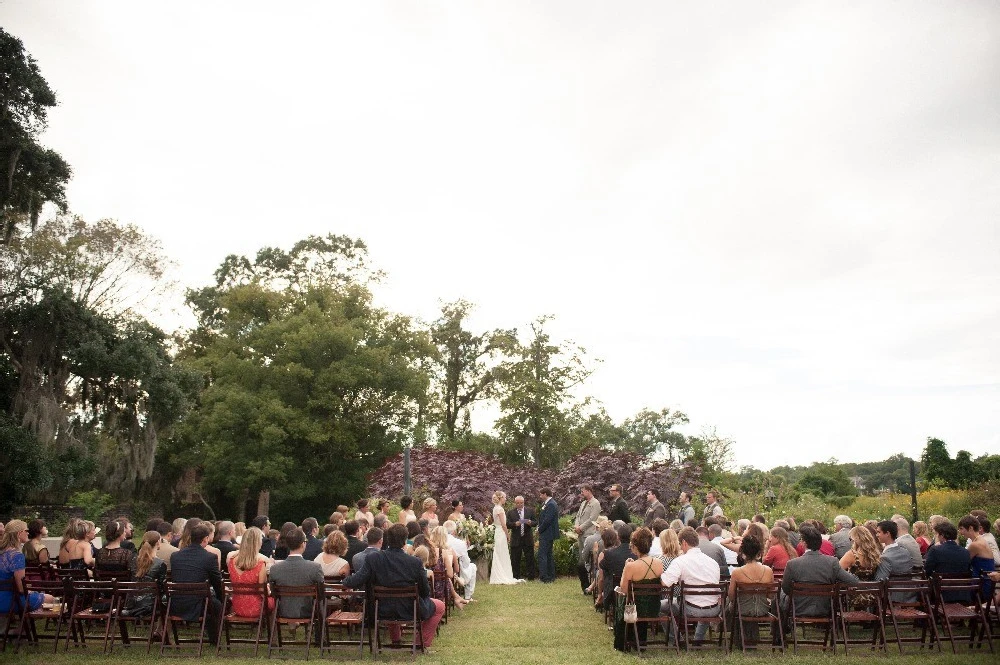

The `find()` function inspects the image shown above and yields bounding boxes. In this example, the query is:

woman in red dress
[227,527,274,617]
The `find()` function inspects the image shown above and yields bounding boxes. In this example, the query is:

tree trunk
[257,489,270,518]
[236,487,249,523]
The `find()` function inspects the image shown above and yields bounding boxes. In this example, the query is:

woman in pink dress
[226,527,274,617]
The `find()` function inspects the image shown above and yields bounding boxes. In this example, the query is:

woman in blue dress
[959,516,995,599]
[1,520,56,614]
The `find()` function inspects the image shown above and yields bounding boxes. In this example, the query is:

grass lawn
[2,577,995,664]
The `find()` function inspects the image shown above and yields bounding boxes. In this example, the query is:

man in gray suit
[269,528,324,619]
[696,527,730,579]
[875,520,915,580]
[352,528,383,574]
[781,526,858,617]
[891,517,923,568]
[828,515,853,559]
[573,485,602,592]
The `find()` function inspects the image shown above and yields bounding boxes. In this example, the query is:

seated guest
[763,527,796,572]
[233,522,246,544]
[925,521,971,602]
[227,527,275,618]
[599,524,634,612]
[959,516,995,598]
[272,522,297,561]
[969,513,1000,565]
[126,531,168,616]
[22,519,50,566]
[314,530,350,577]
[269,528,324,619]
[405,521,421,551]
[1,520,56,615]
[323,524,339,537]
[829,515,853,560]
[891,518,923,568]
[840,525,881,581]
[342,524,446,649]
[658,528,681,570]
[795,521,834,556]
[214,521,239,562]
[709,524,738,572]
[614,527,663,652]
[58,519,93,570]
[874,520,912,580]
[301,518,323,561]
[156,521,179,571]
[444,520,476,601]
[594,528,620,608]
[430,527,468,609]
[170,522,224,643]
[251,516,274,557]
[96,520,137,578]
[328,511,346,529]
[911,521,931,555]
[114,516,136,553]
[696,527,729,579]
[344,520,366,570]
[352,527,384,574]
[170,518,186,547]
[660,527,721,644]
[781,526,857,618]
[727,535,773,643]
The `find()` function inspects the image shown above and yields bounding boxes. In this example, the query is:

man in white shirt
[660,527,721,644]
[444,520,476,600]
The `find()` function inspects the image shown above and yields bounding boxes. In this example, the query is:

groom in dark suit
[507,495,536,580]
[537,488,559,583]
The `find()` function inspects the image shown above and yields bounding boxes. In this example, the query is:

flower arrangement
[459,518,495,560]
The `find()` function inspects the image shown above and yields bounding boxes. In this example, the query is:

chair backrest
[94,568,132,582]
[165,581,212,599]
[679,582,724,601]
[271,584,319,599]
[372,585,418,600]
[629,581,666,600]
[734,582,780,604]
[324,575,345,584]
[933,573,982,603]
[22,578,69,600]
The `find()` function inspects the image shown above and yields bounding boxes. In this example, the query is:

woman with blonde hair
[227,527,274,618]
[911,521,931,555]
[839,525,881,576]
[58,519,93,570]
[658,527,681,570]
[430,526,468,608]
[233,522,246,544]
[419,497,439,523]
[1,520,56,614]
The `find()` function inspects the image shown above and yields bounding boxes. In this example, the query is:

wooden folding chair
[216,581,270,657]
[678,582,727,651]
[731,582,783,652]
[788,583,838,653]
[160,581,213,657]
[321,586,367,656]
[933,574,994,653]
[65,579,116,653]
[838,580,888,653]
[1,579,25,652]
[15,578,70,652]
[883,578,940,652]
[107,580,161,653]
[268,584,320,660]
[626,580,677,655]
[372,585,423,657]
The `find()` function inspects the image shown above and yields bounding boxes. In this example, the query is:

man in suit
[155,521,178,571]
[215,521,239,563]
[344,520,367,571]
[301,518,324,561]
[676,491,695,526]
[924,520,971,602]
[829,515,853,560]
[342,524,445,649]
[169,522,224,644]
[573,486,602,593]
[607,484,630,524]
[268,528,325,620]
[702,491,724,521]
[875,520,914,580]
[351,527,383,574]
[444,520,477,599]
[891,517,924,568]
[696,527,730,579]
[537,488,559,583]
[781,526,858,618]
[252,516,275,557]
[506,496,536,581]
[644,489,666,527]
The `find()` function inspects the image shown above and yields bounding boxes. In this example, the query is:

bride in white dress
[490,491,522,584]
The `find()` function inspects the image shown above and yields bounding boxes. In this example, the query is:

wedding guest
[959,516,995,596]
[891,517,923,568]
[727,535,773,643]
[781,526,858,619]
[795,522,834,556]
[127,531,167,617]
[272,522,297,561]
[355,499,375,527]
[446,500,465,523]
[840,526,881,582]
[314,530,350,577]
[344,520,366,571]
[763,526,796,572]
[323,524,339,537]
[925,521,970,602]
[599,524,634,612]
[227,527,275,617]
[444,520,477,600]
[669,519,684,532]
[352,528,383,573]
[268,528,324,620]
[1,520,56,616]
[614,527,663,652]
[594,528,620,608]
[643,489,666,527]
[251,516,275,557]
[648,518,668,557]
[58,519,93,570]
[405,521,420,550]
[172,522,224,644]
[83,520,99,559]
[781,518,800,548]
[170,518,186,547]
[215,521,239,561]
[156,520,178,570]
[336,505,351,519]
[301,518,323,561]
[22,519,49,565]
[676,491,695,526]
[658,527,681,571]
[661,527,722,644]
[342,524,446,649]
[606,484,629,524]
[911,521,931,555]
[969,513,1000,565]
[96,519,137,578]
[430,526,468,608]
[420,498,439,522]
[696,527,730,579]
[829,515,853,559]
[115,515,136,553]
[397,496,416,524]
[233,522,246,544]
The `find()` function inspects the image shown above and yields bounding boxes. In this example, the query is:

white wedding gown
[489,504,521,584]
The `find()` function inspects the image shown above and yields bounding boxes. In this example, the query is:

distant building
[849,476,866,491]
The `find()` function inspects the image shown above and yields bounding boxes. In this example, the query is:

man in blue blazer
[537,488,560,583]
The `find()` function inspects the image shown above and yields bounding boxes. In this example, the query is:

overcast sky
[5,1,998,470]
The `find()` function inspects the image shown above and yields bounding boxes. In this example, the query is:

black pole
[909,459,918,523]
[403,446,412,497]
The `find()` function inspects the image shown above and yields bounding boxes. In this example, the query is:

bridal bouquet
[460,518,495,560]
